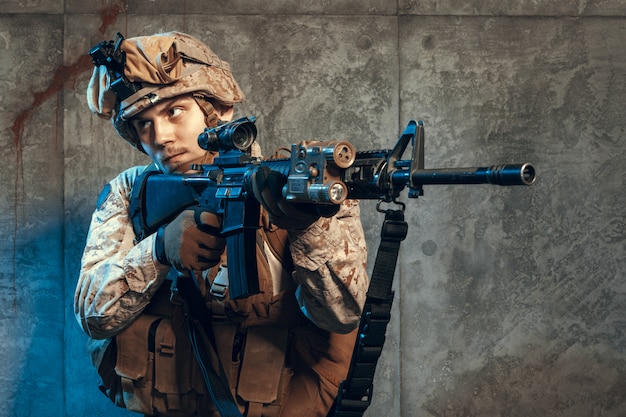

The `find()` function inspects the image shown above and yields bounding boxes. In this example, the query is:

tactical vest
[89,212,357,417]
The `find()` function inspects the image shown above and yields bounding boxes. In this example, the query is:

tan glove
[249,166,339,230]
[155,209,225,271]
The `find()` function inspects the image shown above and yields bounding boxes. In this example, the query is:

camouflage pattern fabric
[74,165,369,339]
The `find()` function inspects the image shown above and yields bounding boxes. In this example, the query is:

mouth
[160,150,189,172]
[162,150,186,164]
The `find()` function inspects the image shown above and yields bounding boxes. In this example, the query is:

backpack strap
[329,208,408,417]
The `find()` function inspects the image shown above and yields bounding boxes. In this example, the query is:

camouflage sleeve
[288,199,369,334]
[74,166,170,339]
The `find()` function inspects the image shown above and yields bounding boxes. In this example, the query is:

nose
[153,119,176,147]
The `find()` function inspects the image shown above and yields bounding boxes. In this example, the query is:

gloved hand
[154,209,225,271]
[249,166,339,230]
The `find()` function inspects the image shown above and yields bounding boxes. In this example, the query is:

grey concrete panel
[396,15,626,417]
[399,0,626,16]
[232,16,399,153]
[60,1,626,16]
[1,1,62,13]
[0,14,65,417]
[63,0,397,15]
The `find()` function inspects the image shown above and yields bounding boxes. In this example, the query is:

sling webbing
[174,273,244,417]
[329,209,408,417]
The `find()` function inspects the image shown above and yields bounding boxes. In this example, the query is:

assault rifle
[130,116,536,300]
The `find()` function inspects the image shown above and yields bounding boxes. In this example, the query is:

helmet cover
[87,31,245,150]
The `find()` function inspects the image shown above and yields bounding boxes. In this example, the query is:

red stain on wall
[9,2,128,311]
[11,54,93,146]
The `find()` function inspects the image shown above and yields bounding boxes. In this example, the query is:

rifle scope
[198,116,258,152]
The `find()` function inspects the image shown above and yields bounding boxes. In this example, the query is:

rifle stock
[130,117,536,299]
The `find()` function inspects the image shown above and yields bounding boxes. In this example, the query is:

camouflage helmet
[86,31,245,151]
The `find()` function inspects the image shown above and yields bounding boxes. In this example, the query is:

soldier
[74,31,369,417]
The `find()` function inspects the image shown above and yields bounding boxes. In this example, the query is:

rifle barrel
[398,163,536,187]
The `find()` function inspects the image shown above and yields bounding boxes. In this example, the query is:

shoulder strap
[329,208,408,417]
[128,163,161,241]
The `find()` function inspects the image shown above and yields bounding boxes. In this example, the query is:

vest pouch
[90,309,221,416]
[114,314,162,414]
[151,317,203,415]
[237,326,289,404]
[113,313,210,416]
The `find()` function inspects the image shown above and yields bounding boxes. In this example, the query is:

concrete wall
[1,1,624,416]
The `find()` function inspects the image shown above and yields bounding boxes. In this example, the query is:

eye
[133,119,152,131]
[169,107,183,118]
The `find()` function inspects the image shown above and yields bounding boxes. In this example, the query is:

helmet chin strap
[190,94,222,171]
[193,94,220,128]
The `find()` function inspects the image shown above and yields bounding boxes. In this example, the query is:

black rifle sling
[173,272,244,417]
[330,208,408,417]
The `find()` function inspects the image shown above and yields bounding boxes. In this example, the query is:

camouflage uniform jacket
[74,165,369,340]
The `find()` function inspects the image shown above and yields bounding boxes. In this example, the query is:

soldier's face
[131,94,209,174]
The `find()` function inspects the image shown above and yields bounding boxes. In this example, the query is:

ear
[218,105,234,122]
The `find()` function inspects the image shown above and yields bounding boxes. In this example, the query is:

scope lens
[230,124,256,150]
